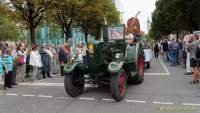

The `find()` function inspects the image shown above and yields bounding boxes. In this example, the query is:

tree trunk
[84,32,88,43]
[65,27,71,42]
[176,32,179,40]
[30,25,36,45]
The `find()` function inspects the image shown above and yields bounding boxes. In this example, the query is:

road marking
[20,83,64,87]
[0,82,96,87]
[21,94,35,97]
[5,93,19,96]
[160,102,173,105]
[57,97,72,99]
[102,98,115,102]
[158,57,170,75]
[152,102,161,104]
[144,73,170,76]
[38,95,53,98]
[79,97,95,101]
[182,103,200,106]
[152,101,173,105]
[126,100,146,103]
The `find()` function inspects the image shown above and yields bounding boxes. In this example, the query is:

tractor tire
[128,44,144,84]
[110,69,127,102]
[64,69,85,97]
[134,45,144,84]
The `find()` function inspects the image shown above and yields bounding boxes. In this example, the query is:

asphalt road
[0,55,200,113]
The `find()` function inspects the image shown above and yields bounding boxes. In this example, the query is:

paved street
[0,56,200,113]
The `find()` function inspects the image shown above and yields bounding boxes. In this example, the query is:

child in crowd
[2,48,14,90]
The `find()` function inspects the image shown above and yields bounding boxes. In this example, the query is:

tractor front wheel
[64,69,85,97]
[110,69,127,102]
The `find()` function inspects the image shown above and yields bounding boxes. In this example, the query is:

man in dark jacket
[58,44,68,76]
[40,44,52,79]
[154,41,159,58]
[162,39,169,61]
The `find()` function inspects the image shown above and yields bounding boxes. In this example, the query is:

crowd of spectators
[153,34,200,84]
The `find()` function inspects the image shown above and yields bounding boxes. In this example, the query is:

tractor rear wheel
[64,69,85,97]
[134,47,144,84]
[110,69,127,102]
[128,44,144,84]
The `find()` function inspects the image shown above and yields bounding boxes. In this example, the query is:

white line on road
[144,73,170,76]
[79,97,95,101]
[159,57,170,75]
[5,93,19,96]
[182,103,200,106]
[38,95,53,98]
[152,102,161,104]
[8,82,97,88]
[126,100,146,103]
[57,97,72,99]
[21,94,36,97]
[102,98,115,102]
[152,101,173,105]
[20,83,64,87]
[160,102,173,105]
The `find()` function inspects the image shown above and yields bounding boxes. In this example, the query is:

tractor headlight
[115,53,122,59]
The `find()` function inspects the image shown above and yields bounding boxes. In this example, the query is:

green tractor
[63,25,144,101]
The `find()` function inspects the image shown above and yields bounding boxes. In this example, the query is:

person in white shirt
[29,45,43,81]
[76,43,83,62]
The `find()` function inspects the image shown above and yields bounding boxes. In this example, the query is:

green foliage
[78,0,120,39]
[51,0,120,40]
[150,0,200,40]
[0,14,20,41]
[9,0,52,45]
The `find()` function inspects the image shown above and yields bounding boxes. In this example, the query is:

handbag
[16,55,25,65]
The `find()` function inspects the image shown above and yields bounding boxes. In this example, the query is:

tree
[150,0,200,40]
[77,0,120,40]
[51,0,119,41]
[10,0,52,45]
[0,14,20,41]
[51,0,82,41]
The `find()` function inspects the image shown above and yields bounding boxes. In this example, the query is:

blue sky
[117,0,156,33]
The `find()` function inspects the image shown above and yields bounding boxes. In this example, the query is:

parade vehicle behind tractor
[63,14,144,102]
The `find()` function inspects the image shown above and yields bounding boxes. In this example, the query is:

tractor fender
[63,62,86,74]
[108,61,124,74]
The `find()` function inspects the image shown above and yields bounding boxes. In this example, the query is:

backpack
[195,47,200,59]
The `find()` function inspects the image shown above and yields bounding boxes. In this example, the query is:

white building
[147,17,151,34]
